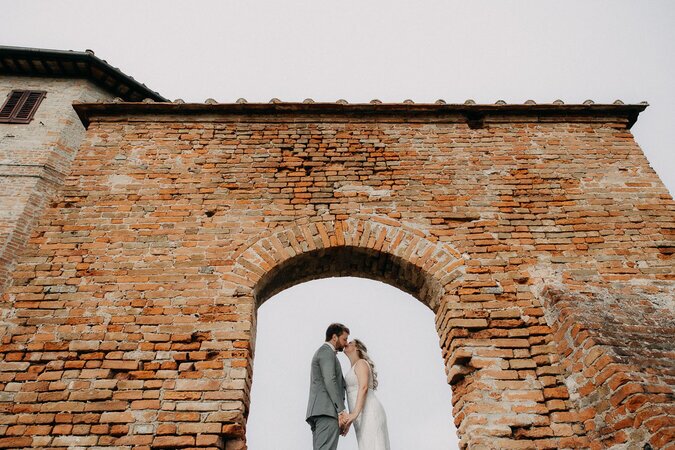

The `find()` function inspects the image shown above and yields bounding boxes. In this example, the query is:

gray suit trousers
[309,415,339,450]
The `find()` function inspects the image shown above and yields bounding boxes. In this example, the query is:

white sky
[3,2,673,449]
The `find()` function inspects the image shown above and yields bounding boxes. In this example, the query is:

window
[0,90,46,124]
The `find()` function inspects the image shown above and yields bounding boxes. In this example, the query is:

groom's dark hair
[325,323,349,341]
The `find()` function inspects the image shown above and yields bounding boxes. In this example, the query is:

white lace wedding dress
[345,363,391,450]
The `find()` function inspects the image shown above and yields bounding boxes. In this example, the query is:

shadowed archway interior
[252,246,444,310]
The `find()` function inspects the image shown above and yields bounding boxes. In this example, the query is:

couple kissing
[306,323,391,450]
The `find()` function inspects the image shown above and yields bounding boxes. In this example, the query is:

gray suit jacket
[306,343,346,422]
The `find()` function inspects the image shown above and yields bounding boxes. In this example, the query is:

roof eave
[0,45,166,102]
[72,101,648,129]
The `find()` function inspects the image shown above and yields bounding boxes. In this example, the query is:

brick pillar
[437,281,590,448]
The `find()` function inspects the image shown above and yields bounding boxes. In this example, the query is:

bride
[342,339,391,450]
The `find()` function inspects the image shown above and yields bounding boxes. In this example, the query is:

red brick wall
[0,104,672,449]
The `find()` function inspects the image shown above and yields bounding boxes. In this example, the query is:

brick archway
[234,217,464,447]
[231,217,465,310]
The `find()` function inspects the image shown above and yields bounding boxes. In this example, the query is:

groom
[306,323,350,450]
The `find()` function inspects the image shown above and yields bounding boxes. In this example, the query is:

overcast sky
[3,1,673,449]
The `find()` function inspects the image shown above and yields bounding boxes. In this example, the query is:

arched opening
[246,277,458,449]
[237,238,463,448]
[253,246,444,309]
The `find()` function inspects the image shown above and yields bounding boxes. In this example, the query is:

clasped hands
[338,411,355,436]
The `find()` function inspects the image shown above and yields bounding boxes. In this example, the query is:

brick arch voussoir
[231,216,466,310]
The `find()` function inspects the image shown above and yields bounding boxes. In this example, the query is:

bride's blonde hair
[353,339,378,390]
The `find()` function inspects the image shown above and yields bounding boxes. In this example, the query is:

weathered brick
[101,360,139,371]
[100,412,134,423]
[0,437,32,448]
[51,436,99,446]
[152,436,195,447]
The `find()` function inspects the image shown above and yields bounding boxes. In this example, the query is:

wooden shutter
[0,90,24,121]
[0,90,46,123]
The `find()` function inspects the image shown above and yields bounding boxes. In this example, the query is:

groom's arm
[318,348,346,414]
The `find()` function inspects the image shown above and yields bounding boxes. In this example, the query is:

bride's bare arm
[349,360,370,420]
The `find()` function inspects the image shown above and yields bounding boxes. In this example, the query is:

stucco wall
[0,77,113,292]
